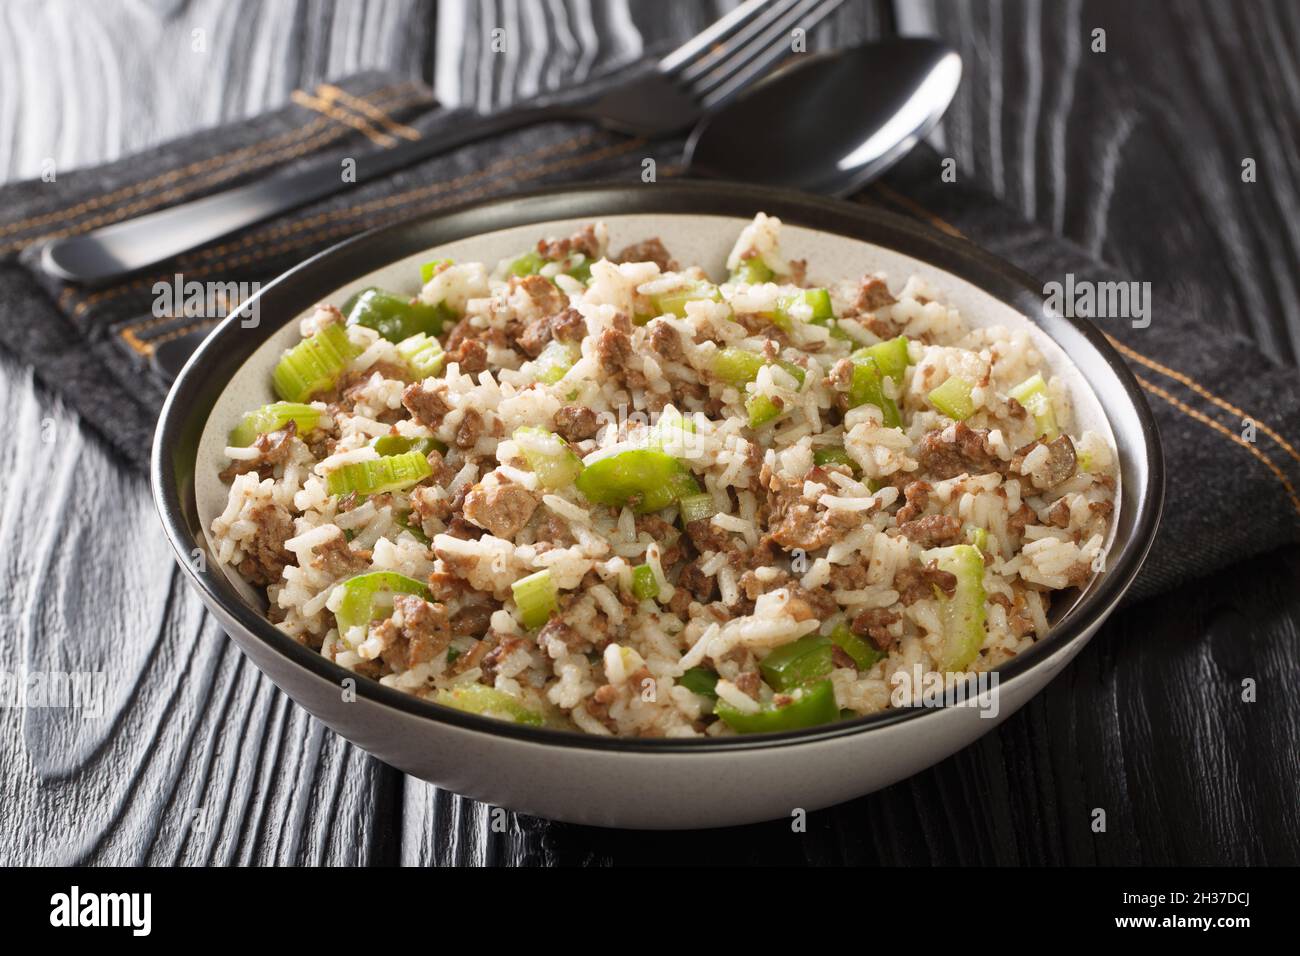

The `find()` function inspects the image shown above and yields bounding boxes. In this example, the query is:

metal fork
[42,0,845,285]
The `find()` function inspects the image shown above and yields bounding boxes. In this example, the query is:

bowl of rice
[153,182,1161,828]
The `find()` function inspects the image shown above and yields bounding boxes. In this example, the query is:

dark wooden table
[2,0,1297,865]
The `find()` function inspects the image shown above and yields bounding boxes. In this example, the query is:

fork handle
[41,104,562,286]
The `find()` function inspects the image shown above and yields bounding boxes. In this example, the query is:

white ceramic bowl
[153,182,1162,829]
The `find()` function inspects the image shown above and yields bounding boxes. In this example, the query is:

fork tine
[676,0,808,86]
[657,0,783,75]
[693,0,847,107]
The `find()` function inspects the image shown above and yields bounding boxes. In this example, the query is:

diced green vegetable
[773,359,807,387]
[965,526,990,553]
[435,683,544,726]
[813,446,857,472]
[855,335,910,382]
[715,679,839,734]
[512,569,558,629]
[564,254,593,284]
[419,258,453,284]
[928,375,975,422]
[652,280,721,318]
[533,339,581,385]
[713,347,766,385]
[272,322,356,402]
[772,288,834,329]
[1008,372,1060,439]
[730,258,774,284]
[678,667,719,699]
[513,426,583,490]
[371,434,443,457]
[393,511,429,544]
[575,448,700,514]
[922,544,987,672]
[229,402,320,447]
[746,393,785,428]
[829,622,885,670]
[346,287,453,342]
[508,250,547,277]
[326,450,432,498]
[396,332,446,379]
[679,493,718,524]
[334,571,430,635]
[847,356,902,427]
[760,634,834,691]
[630,564,659,601]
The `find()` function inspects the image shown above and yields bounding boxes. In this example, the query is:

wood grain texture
[1,0,1297,866]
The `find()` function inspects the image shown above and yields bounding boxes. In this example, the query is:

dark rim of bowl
[152,180,1163,754]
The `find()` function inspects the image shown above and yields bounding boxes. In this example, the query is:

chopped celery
[813,446,857,472]
[508,250,547,277]
[746,393,785,429]
[774,359,807,387]
[512,569,558,629]
[760,634,834,691]
[435,683,544,726]
[653,280,720,318]
[419,258,453,284]
[273,322,356,402]
[334,570,430,635]
[928,375,975,421]
[855,335,910,382]
[346,287,453,341]
[533,339,580,385]
[371,434,444,457]
[678,667,719,699]
[229,402,320,446]
[630,564,659,600]
[965,526,990,553]
[773,288,834,328]
[326,450,432,498]
[730,258,774,284]
[713,347,766,385]
[922,544,987,672]
[679,493,718,524]
[1008,373,1060,439]
[513,426,583,490]
[847,356,902,427]
[715,679,838,734]
[396,332,446,379]
[829,622,885,670]
[565,254,593,284]
[575,448,700,514]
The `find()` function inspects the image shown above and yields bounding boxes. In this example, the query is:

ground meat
[851,608,901,651]
[408,485,452,528]
[450,602,495,639]
[733,671,762,699]
[537,617,582,650]
[536,514,578,550]
[684,517,731,554]
[518,316,553,358]
[235,503,295,587]
[449,337,488,375]
[676,558,716,606]
[827,560,870,592]
[893,562,958,606]
[764,473,864,552]
[454,408,484,449]
[538,224,600,261]
[1047,498,1072,528]
[449,634,494,676]
[648,321,684,362]
[219,421,299,481]
[374,594,451,671]
[916,422,1005,480]
[595,326,633,374]
[1042,435,1078,488]
[895,480,932,524]
[1088,499,1114,519]
[1007,500,1035,537]
[426,570,467,604]
[462,472,538,538]
[553,404,600,443]
[515,273,567,318]
[480,635,528,685]
[855,276,897,313]
[311,533,371,578]
[897,513,963,547]
[549,307,587,342]
[425,448,457,486]
[401,381,450,428]
[615,237,677,271]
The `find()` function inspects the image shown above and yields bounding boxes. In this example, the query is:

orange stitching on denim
[319,84,421,141]
[1108,333,1300,468]
[1137,374,1300,517]
[291,90,396,147]
[68,136,643,318]
[0,82,422,240]
[0,87,429,255]
[66,131,613,316]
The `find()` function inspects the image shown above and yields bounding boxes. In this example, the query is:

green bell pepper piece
[678,667,719,698]
[922,544,988,672]
[334,570,431,635]
[715,679,838,734]
[759,634,834,691]
[575,448,700,514]
[346,288,454,342]
[435,683,544,726]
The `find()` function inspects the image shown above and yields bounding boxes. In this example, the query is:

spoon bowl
[684,38,962,196]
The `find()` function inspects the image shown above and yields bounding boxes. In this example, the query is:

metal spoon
[683,37,961,196]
